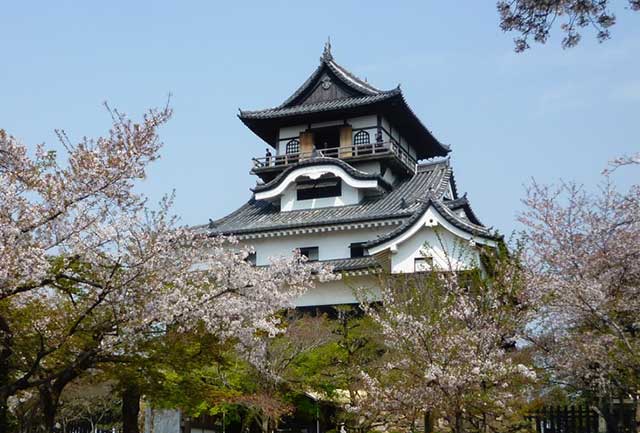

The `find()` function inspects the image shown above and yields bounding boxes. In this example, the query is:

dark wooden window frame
[349,242,367,258]
[353,130,370,146]
[296,177,342,201]
[298,246,319,261]
[286,139,300,155]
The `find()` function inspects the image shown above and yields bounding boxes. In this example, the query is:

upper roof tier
[239,42,450,160]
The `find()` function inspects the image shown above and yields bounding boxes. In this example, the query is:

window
[353,130,370,146]
[286,139,300,155]
[298,247,319,261]
[414,256,433,272]
[296,177,341,201]
[245,251,257,266]
[313,126,340,150]
[349,242,367,258]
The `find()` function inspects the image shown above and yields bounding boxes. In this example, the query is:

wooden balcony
[251,141,417,179]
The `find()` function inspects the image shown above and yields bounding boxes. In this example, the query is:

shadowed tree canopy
[497,0,640,52]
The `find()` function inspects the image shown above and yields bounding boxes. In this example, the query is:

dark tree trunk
[0,314,14,433]
[39,385,59,433]
[122,384,141,433]
[0,395,9,433]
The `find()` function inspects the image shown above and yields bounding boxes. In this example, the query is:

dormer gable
[279,41,383,108]
[253,159,390,211]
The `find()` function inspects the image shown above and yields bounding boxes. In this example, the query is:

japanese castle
[206,42,498,306]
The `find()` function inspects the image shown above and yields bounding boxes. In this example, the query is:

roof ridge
[273,44,386,109]
[239,90,401,118]
[326,58,381,95]
[417,157,449,170]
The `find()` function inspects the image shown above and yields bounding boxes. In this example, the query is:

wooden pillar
[300,131,314,159]
[339,125,352,158]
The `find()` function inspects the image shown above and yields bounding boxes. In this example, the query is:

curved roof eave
[252,157,392,193]
[364,196,499,251]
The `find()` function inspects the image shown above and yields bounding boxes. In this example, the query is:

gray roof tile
[207,159,452,235]
[239,90,400,120]
[318,256,380,272]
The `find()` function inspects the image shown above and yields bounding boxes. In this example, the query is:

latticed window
[286,139,300,154]
[353,130,370,146]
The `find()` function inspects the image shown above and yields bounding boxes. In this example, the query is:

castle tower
[206,43,498,307]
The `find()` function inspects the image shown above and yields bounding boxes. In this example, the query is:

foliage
[355,251,536,433]
[497,0,640,52]
[0,105,329,431]
[519,153,640,400]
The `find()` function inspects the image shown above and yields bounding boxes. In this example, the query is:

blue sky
[1,1,638,235]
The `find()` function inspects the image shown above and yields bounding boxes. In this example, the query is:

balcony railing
[252,141,417,174]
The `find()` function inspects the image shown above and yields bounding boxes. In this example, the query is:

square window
[349,242,366,258]
[296,177,341,201]
[414,256,433,272]
[299,247,319,261]
[245,251,256,266]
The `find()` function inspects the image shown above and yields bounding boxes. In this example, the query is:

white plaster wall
[382,167,398,185]
[348,115,376,129]
[351,161,399,185]
[310,119,344,129]
[246,227,394,266]
[279,125,306,140]
[295,275,381,306]
[350,160,380,175]
[349,115,377,146]
[391,225,481,273]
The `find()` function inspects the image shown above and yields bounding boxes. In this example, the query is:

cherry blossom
[0,104,330,431]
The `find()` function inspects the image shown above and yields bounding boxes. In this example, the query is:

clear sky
[2,1,638,235]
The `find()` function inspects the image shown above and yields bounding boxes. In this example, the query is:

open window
[312,126,341,152]
[414,256,434,272]
[245,251,257,266]
[296,176,342,201]
[298,246,319,261]
[349,242,367,258]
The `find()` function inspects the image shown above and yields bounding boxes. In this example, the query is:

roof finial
[322,36,333,61]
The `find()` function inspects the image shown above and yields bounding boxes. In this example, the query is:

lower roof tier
[204,158,494,242]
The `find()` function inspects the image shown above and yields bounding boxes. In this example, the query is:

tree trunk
[451,410,464,433]
[39,385,60,433]
[0,314,13,433]
[0,394,9,433]
[633,394,639,433]
[260,414,270,433]
[122,383,141,433]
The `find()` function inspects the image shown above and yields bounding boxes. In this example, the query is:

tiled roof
[252,157,392,193]
[207,159,453,235]
[318,256,380,272]
[279,54,382,108]
[363,196,498,249]
[239,90,400,120]
[237,47,449,159]
[443,194,484,226]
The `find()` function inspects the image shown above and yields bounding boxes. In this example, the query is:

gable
[280,58,381,108]
[299,72,357,105]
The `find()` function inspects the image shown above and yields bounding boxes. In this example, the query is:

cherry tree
[497,0,640,52]
[0,105,328,431]
[519,153,640,421]
[355,254,536,433]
